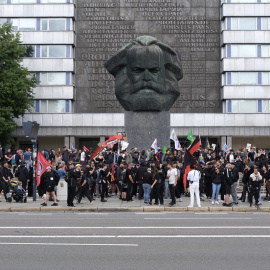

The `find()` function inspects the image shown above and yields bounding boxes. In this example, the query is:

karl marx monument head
[104,36,183,111]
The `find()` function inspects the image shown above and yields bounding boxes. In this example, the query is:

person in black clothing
[136,161,147,200]
[223,163,233,207]
[150,168,162,205]
[248,168,263,207]
[0,162,11,202]
[62,146,70,166]
[66,163,81,207]
[240,164,253,202]
[132,163,138,197]
[205,162,214,199]
[40,166,59,206]
[76,168,94,204]
[126,162,135,202]
[100,164,110,202]
[15,162,29,191]
[116,162,124,199]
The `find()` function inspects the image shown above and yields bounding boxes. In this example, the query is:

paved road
[0,212,270,270]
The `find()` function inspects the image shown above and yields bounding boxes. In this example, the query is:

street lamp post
[22,121,40,201]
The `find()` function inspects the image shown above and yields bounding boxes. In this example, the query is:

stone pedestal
[125,111,170,151]
[57,180,67,201]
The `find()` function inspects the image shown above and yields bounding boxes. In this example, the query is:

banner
[189,136,201,155]
[36,151,51,187]
[102,135,123,148]
[183,150,197,188]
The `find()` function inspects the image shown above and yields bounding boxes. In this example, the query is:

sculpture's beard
[115,70,180,111]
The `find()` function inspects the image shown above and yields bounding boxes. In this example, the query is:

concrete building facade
[1,0,270,151]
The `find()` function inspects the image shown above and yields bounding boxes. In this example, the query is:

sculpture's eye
[149,68,160,74]
[132,67,144,74]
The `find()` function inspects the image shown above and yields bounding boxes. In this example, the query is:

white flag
[175,138,181,150]
[151,138,158,154]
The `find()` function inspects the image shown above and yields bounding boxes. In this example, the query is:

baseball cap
[46,166,51,170]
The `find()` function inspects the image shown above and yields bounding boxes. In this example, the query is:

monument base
[124,111,170,152]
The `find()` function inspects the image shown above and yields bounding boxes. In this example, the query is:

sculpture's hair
[104,36,183,81]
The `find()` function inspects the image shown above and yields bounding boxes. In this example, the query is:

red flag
[183,150,197,188]
[90,146,103,160]
[36,151,51,186]
[83,145,90,152]
[189,136,201,155]
[102,135,123,148]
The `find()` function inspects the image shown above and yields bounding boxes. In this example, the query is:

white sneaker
[198,205,201,208]
[212,201,214,205]
[187,205,193,208]
[215,201,219,205]
[179,198,182,202]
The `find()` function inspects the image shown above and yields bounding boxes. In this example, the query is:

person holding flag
[187,164,201,208]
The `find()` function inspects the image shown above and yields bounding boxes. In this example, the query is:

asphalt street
[0,211,270,270]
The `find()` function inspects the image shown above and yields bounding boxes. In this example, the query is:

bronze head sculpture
[104,36,183,111]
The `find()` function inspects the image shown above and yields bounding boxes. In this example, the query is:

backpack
[86,174,94,187]
[120,171,127,183]
[65,171,71,183]
[54,171,60,186]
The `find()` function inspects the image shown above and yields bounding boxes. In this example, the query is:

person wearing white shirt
[166,163,178,206]
[80,151,86,167]
[187,164,201,208]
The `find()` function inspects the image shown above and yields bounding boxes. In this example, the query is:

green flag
[187,129,193,143]
[163,146,167,154]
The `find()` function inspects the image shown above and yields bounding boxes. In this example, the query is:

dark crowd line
[0,145,270,208]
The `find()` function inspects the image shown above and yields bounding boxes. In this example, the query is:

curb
[1,206,269,212]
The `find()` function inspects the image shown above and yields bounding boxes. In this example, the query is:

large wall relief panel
[76,0,221,113]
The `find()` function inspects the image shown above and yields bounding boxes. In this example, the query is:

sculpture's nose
[142,69,151,82]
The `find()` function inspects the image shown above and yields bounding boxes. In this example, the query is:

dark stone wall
[75,0,221,113]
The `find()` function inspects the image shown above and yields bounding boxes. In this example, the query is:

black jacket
[68,170,80,188]
[212,172,222,185]
[15,165,29,182]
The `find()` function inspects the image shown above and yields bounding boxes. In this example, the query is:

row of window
[227,100,270,113]
[36,72,71,85]
[34,100,71,113]
[226,17,270,30]
[226,72,270,85]
[0,18,72,31]
[25,45,72,58]
[226,0,270,3]
[226,44,270,58]
[0,0,72,3]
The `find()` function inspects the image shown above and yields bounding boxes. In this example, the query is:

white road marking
[195,212,228,215]
[0,242,138,247]
[144,218,252,220]
[0,235,269,239]
[0,226,269,229]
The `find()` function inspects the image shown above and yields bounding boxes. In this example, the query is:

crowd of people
[0,145,270,208]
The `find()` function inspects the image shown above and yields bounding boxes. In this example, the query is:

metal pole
[32,139,37,201]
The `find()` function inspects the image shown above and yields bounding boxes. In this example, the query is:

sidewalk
[0,195,270,212]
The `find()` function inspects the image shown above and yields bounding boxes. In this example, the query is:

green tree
[0,22,37,147]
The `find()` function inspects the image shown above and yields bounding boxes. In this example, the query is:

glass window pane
[262,73,269,85]
[41,46,47,58]
[12,19,19,31]
[231,100,239,113]
[40,73,48,85]
[19,19,36,31]
[238,18,256,30]
[231,45,237,57]
[49,19,65,31]
[240,45,257,57]
[239,100,257,113]
[262,100,269,113]
[12,0,37,3]
[231,73,239,85]
[231,18,238,30]
[0,18,7,27]
[48,100,65,113]
[41,20,47,30]
[40,0,67,2]
[239,72,257,85]
[40,100,47,113]
[49,45,65,58]
[262,18,269,30]
[261,45,270,57]
[47,73,66,85]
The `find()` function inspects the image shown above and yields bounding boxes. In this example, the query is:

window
[12,18,36,31]
[262,72,270,84]
[230,45,257,57]
[12,0,37,3]
[40,72,67,85]
[41,45,66,58]
[262,45,270,57]
[41,19,66,31]
[40,0,71,2]
[231,18,257,30]
[228,100,258,113]
[0,18,7,27]
[262,18,270,30]
[229,72,258,85]
[35,100,71,113]
[227,0,270,3]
